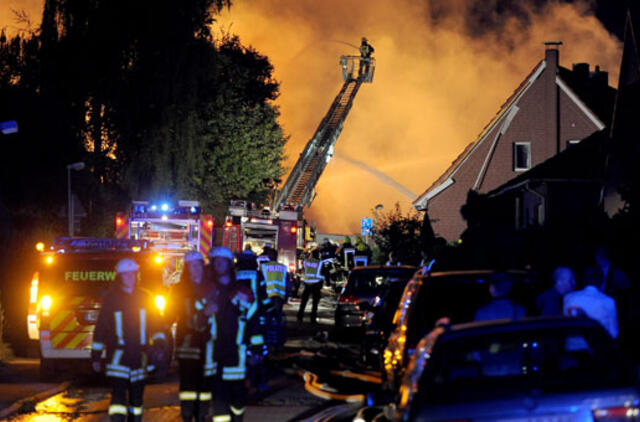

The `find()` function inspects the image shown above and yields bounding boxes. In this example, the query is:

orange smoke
[0,0,42,35]
[218,0,621,234]
[1,1,622,234]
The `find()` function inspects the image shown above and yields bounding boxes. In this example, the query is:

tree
[374,203,424,265]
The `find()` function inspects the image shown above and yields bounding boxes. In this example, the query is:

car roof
[351,265,417,271]
[440,316,605,340]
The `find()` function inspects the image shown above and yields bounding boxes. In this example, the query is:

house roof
[413,60,547,209]
[414,52,614,210]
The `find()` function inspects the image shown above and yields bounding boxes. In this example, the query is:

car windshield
[344,268,415,294]
[404,272,537,347]
[416,326,630,405]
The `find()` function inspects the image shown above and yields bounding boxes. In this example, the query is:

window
[513,142,531,172]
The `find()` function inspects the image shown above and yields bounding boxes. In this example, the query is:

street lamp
[373,203,384,235]
[67,162,85,236]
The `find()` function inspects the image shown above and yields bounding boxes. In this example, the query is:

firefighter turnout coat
[91,287,167,382]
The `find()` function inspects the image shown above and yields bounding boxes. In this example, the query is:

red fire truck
[115,200,214,285]
[221,201,305,274]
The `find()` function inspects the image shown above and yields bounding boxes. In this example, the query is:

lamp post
[66,162,85,236]
[373,204,384,235]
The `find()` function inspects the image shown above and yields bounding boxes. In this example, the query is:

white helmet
[185,251,204,263]
[209,246,234,261]
[116,258,139,274]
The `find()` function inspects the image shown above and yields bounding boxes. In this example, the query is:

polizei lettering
[64,271,117,282]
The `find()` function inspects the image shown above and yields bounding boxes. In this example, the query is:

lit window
[513,142,531,172]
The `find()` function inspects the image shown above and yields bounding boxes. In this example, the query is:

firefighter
[260,248,289,349]
[359,37,374,77]
[296,248,324,324]
[208,246,261,422]
[174,251,215,422]
[235,250,270,393]
[91,258,168,422]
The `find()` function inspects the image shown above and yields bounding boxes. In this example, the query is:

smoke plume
[0,1,623,234]
[217,0,622,234]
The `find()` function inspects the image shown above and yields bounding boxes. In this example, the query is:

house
[413,44,616,241]
[486,5,640,233]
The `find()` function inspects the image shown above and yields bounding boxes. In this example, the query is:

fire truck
[222,53,374,272]
[28,237,168,377]
[115,200,214,284]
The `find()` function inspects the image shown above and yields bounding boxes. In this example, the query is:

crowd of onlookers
[471,246,632,341]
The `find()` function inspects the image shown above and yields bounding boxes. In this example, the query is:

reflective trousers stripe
[199,392,212,401]
[129,406,143,416]
[230,405,245,415]
[91,342,104,351]
[213,415,231,422]
[179,391,198,401]
[109,404,128,415]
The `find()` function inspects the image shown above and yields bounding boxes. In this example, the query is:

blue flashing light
[161,203,169,211]
[150,205,158,211]
[532,341,538,348]
[532,366,539,372]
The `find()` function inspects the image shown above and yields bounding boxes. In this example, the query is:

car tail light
[339,295,359,304]
[593,406,639,421]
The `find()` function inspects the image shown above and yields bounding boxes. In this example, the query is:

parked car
[335,266,417,330]
[383,270,539,392]
[389,317,638,421]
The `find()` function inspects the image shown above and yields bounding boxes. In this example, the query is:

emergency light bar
[130,200,201,219]
[53,237,149,252]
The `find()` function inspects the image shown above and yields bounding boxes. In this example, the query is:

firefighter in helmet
[91,258,168,422]
[208,246,261,422]
[173,251,215,422]
[359,37,374,77]
[235,249,270,393]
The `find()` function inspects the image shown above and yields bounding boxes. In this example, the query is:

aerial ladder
[273,55,375,211]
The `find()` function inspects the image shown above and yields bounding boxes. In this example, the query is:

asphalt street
[0,286,377,421]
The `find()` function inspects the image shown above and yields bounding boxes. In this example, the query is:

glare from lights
[116,217,123,226]
[131,246,141,252]
[45,256,54,265]
[161,215,168,221]
[190,206,197,213]
[207,220,214,228]
[150,205,157,211]
[161,203,169,211]
[40,295,52,312]
[35,242,45,252]
[155,295,166,312]
[154,255,164,264]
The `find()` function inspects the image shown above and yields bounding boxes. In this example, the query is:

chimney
[543,41,562,70]
[591,65,609,87]
[572,62,590,83]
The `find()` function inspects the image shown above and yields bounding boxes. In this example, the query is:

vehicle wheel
[39,358,56,381]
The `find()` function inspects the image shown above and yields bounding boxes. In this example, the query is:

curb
[0,381,71,419]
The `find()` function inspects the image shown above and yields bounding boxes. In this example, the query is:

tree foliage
[0,0,286,233]
[374,203,424,265]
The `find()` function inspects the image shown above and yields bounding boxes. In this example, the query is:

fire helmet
[209,246,234,261]
[185,251,204,263]
[116,258,139,274]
